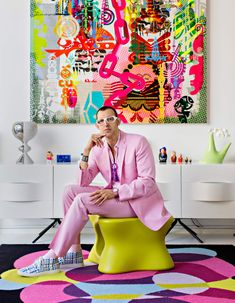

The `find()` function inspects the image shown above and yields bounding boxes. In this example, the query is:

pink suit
[50,131,171,256]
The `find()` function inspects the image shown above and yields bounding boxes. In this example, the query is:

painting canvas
[30,0,207,124]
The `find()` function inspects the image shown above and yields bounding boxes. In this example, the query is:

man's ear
[95,123,99,130]
[117,118,121,125]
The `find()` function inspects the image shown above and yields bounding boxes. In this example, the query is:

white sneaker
[58,251,84,269]
[17,257,60,277]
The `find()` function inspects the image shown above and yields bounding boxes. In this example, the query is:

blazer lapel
[118,132,127,184]
[102,144,111,184]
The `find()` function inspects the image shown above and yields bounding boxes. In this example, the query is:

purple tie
[111,162,119,182]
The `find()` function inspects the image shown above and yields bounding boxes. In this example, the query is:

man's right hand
[80,134,105,170]
[84,134,105,152]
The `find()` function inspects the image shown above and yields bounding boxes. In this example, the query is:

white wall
[0,0,235,164]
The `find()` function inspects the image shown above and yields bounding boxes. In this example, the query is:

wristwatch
[112,187,119,197]
[81,154,89,162]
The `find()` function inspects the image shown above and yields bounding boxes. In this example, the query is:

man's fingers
[97,134,105,140]
[97,199,105,206]
[90,190,101,197]
[94,196,105,204]
[90,193,102,201]
[91,135,105,148]
[90,191,105,203]
[90,196,99,202]
[96,137,103,147]
[97,196,107,206]
[90,189,110,205]
[90,193,101,201]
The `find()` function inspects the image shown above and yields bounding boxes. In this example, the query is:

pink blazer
[77,131,172,230]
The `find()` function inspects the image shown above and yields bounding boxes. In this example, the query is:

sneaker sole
[17,268,60,277]
[60,263,84,269]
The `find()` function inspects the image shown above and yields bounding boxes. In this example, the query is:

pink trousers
[49,185,137,256]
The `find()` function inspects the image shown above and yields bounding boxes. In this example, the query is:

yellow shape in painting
[1,269,77,285]
[158,65,165,120]
[33,28,47,68]
[208,278,235,292]
[125,0,137,23]
[93,294,141,300]
[32,2,48,67]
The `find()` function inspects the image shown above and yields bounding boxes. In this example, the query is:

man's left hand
[90,189,117,206]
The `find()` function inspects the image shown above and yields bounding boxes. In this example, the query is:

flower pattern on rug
[0,247,235,303]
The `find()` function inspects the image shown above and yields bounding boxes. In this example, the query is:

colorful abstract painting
[30,0,207,124]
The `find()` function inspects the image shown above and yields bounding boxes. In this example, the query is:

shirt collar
[104,130,121,149]
[114,130,121,149]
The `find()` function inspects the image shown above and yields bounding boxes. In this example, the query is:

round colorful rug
[0,246,235,302]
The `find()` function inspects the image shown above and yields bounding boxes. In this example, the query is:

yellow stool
[88,215,104,264]
[88,216,174,274]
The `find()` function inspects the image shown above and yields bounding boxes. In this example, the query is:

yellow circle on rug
[1,269,77,285]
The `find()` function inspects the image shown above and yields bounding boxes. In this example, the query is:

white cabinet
[0,165,53,218]
[1,163,235,220]
[156,164,181,217]
[182,164,235,218]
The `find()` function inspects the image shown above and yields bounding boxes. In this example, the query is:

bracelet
[81,154,89,162]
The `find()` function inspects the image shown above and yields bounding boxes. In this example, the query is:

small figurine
[46,151,54,164]
[159,147,167,163]
[189,158,192,164]
[178,153,183,164]
[171,151,177,163]
[185,156,189,164]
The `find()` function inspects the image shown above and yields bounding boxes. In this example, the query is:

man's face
[96,109,120,137]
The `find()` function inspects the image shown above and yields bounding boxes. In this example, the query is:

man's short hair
[96,106,118,119]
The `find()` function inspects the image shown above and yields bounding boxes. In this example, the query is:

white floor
[1,225,235,246]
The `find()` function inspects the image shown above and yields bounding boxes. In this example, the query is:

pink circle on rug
[14,250,89,269]
[193,257,235,277]
[94,270,157,281]
[20,281,75,303]
[14,250,49,269]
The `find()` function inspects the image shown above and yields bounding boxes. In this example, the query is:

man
[18,106,171,277]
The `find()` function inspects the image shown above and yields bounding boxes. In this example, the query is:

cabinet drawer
[192,181,234,202]
[0,200,53,218]
[0,182,43,202]
[182,164,235,218]
[0,165,53,218]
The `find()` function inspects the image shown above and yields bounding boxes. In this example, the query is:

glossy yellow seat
[88,215,104,264]
[88,216,174,274]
